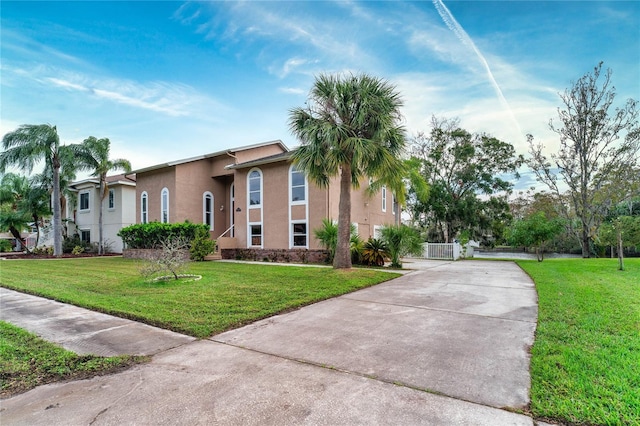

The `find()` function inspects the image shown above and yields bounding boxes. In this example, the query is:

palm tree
[1,124,66,255]
[70,137,131,254]
[380,224,423,268]
[0,173,51,252]
[289,73,407,269]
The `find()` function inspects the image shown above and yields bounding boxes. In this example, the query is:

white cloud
[5,65,229,120]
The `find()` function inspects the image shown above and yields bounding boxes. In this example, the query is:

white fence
[422,242,462,261]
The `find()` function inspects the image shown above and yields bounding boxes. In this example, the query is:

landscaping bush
[0,239,12,252]
[62,236,91,254]
[118,221,210,250]
[189,227,215,261]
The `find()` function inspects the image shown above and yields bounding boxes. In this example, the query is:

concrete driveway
[1,260,539,425]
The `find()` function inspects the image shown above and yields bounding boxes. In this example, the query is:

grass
[0,321,145,398]
[0,257,399,338]
[517,258,639,426]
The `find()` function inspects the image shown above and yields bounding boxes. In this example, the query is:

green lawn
[0,321,145,397]
[518,258,639,426]
[0,257,399,338]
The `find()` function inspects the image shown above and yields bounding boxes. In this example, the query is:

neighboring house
[65,174,137,253]
[133,140,398,257]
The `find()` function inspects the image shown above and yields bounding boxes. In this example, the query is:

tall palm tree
[289,73,407,268]
[0,124,65,255]
[70,137,131,254]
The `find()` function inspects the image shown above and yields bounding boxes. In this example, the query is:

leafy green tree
[410,116,523,243]
[0,173,50,252]
[0,125,67,255]
[527,63,640,258]
[380,224,423,268]
[506,212,565,261]
[290,73,406,269]
[70,137,131,255]
[599,216,640,271]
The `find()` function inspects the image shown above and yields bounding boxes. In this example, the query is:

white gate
[422,242,462,260]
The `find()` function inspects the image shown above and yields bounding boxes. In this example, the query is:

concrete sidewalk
[1,260,539,425]
[0,287,195,356]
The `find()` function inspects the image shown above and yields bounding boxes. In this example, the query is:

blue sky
[2,1,639,188]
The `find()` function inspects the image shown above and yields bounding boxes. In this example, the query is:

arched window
[203,192,213,230]
[161,188,169,223]
[248,169,262,207]
[140,191,148,224]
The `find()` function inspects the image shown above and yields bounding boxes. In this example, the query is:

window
[203,192,213,230]
[292,223,307,247]
[250,224,262,247]
[290,165,306,203]
[141,192,148,224]
[161,188,169,223]
[79,192,90,211]
[80,229,91,243]
[108,189,115,209]
[374,225,382,239]
[382,186,387,212]
[248,169,262,206]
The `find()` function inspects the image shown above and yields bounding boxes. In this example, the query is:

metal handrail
[217,224,235,239]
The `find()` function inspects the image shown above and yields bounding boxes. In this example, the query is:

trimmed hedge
[118,222,210,249]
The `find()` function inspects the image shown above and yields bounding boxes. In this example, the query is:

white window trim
[289,165,307,205]
[79,191,90,212]
[290,221,308,248]
[247,168,263,209]
[161,187,169,224]
[374,225,382,239]
[203,191,214,231]
[248,222,263,248]
[107,188,115,210]
[382,186,387,212]
[140,191,148,224]
[229,183,235,238]
[288,164,309,249]
[247,168,263,247]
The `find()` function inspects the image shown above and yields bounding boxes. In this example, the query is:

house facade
[133,140,398,257]
[66,174,137,253]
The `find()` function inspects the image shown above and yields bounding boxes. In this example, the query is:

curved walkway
[1,260,540,425]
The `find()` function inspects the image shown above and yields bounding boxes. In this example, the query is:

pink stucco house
[132,140,398,260]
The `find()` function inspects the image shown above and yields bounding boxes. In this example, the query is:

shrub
[314,218,360,264]
[63,236,91,254]
[361,238,390,266]
[71,245,85,255]
[118,221,209,250]
[189,227,215,261]
[139,236,191,281]
[32,246,54,255]
[0,239,12,252]
[380,225,423,268]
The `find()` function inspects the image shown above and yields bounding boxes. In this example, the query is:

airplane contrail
[432,0,523,137]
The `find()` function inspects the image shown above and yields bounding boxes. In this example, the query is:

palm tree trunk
[9,227,28,253]
[98,178,105,255]
[334,164,352,269]
[52,158,63,256]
